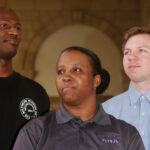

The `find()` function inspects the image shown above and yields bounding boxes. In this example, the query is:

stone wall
[0,0,148,109]
[0,0,143,77]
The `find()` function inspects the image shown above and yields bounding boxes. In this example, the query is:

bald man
[0,7,50,150]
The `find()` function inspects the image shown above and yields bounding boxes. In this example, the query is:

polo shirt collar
[92,103,111,126]
[56,103,74,124]
[56,102,111,126]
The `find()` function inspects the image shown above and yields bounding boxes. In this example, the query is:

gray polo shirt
[13,103,145,150]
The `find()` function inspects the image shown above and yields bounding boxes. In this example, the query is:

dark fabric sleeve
[127,129,145,150]
[13,117,44,150]
[109,115,145,150]
[13,128,37,150]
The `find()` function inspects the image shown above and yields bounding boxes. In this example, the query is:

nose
[128,51,137,61]
[62,74,72,82]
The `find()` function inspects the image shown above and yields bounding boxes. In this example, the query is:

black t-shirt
[0,71,50,150]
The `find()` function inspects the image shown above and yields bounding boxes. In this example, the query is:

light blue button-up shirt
[102,83,150,150]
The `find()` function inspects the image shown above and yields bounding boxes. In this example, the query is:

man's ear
[94,74,101,89]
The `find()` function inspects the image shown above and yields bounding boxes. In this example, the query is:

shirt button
[142,112,145,116]
[141,131,144,136]
[141,96,145,99]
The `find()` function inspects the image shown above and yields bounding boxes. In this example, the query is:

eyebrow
[123,48,130,51]
[72,64,82,67]
[0,19,21,26]
[124,45,150,53]
[57,64,82,69]
[56,65,63,69]
[137,45,150,49]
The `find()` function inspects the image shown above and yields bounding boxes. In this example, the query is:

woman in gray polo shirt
[13,46,145,150]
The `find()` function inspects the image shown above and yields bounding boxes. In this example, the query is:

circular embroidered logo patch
[20,98,38,120]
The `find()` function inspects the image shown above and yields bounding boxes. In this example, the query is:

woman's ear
[94,74,101,89]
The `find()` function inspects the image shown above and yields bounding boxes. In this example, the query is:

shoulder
[102,91,129,108]
[22,110,56,134]
[109,114,136,132]
[105,91,128,104]
[109,114,142,146]
[13,111,56,149]
[102,91,129,118]
[15,72,42,86]
[15,72,47,92]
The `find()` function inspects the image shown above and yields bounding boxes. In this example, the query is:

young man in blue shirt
[103,26,150,150]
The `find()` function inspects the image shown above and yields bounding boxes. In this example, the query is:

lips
[128,65,140,69]
[4,38,19,46]
[62,85,75,92]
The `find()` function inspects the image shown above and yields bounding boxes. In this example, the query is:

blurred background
[1,0,149,109]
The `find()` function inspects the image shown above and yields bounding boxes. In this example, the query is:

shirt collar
[129,83,141,105]
[56,103,74,124]
[143,90,150,103]
[56,102,111,126]
[129,83,150,105]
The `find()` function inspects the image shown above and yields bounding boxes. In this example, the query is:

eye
[124,50,129,55]
[139,48,146,52]
[15,26,22,31]
[73,67,82,73]
[0,23,9,29]
[57,69,65,75]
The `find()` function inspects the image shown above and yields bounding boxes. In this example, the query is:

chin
[130,77,144,83]
[62,97,78,106]
[5,51,17,60]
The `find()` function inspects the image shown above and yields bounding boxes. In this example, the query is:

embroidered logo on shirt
[19,98,38,120]
[101,137,119,144]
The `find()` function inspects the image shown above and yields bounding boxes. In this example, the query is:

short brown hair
[122,26,150,51]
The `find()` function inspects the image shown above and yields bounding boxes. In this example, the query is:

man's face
[0,9,21,60]
[56,50,100,107]
[123,33,150,84]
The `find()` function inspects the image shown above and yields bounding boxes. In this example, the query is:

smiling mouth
[4,39,19,46]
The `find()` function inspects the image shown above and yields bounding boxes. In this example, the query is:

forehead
[57,50,92,66]
[125,33,150,48]
[0,9,19,22]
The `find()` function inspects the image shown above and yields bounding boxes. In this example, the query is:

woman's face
[56,50,100,106]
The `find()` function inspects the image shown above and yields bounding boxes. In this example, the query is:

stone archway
[22,13,122,78]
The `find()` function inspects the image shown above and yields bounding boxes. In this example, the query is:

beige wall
[0,0,149,108]
[34,25,123,97]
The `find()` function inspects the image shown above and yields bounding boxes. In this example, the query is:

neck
[131,80,150,94]
[64,98,97,122]
[0,59,13,77]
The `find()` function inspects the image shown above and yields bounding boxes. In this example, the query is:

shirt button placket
[139,96,146,138]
